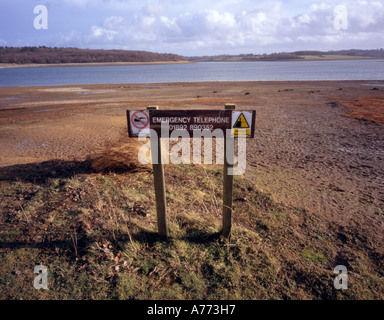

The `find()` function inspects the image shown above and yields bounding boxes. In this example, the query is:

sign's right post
[222,103,236,239]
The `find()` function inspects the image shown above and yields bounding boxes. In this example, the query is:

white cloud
[348,0,384,29]
[297,14,311,25]
[142,4,166,16]
[57,0,384,54]
[103,16,125,29]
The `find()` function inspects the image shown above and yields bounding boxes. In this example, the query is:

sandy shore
[0,61,192,69]
[0,80,383,251]
[0,81,383,165]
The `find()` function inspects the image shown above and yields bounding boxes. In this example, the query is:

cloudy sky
[1,0,384,56]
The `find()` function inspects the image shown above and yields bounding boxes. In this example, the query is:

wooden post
[147,106,168,240]
[222,103,236,238]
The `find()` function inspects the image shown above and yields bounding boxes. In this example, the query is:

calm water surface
[0,60,383,87]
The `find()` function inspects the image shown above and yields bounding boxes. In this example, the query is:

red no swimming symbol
[131,111,149,129]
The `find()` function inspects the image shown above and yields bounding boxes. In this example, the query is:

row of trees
[0,47,187,64]
[2,47,383,64]
[293,49,384,57]
[189,49,384,62]
[188,52,305,62]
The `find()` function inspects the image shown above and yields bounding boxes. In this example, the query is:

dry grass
[343,97,384,125]
[331,95,384,125]
[89,139,152,173]
[0,160,383,300]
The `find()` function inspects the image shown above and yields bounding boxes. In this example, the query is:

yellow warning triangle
[233,113,250,128]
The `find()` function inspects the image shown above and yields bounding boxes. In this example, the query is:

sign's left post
[127,106,168,241]
[147,106,168,240]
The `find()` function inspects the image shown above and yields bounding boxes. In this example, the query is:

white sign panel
[128,110,151,137]
[231,111,254,137]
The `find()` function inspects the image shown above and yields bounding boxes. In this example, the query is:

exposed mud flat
[0,81,383,265]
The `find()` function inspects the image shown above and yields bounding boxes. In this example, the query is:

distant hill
[0,47,188,64]
[189,49,384,62]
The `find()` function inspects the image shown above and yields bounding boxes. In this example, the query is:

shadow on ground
[0,159,94,184]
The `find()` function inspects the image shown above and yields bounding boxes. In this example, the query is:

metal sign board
[127,109,256,138]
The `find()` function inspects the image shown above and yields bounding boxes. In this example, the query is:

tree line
[292,49,384,57]
[189,49,384,62]
[0,46,187,64]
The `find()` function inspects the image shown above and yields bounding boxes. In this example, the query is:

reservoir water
[0,59,383,87]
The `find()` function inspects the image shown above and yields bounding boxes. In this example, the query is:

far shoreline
[190,56,383,63]
[0,60,193,69]
[1,56,383,69]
